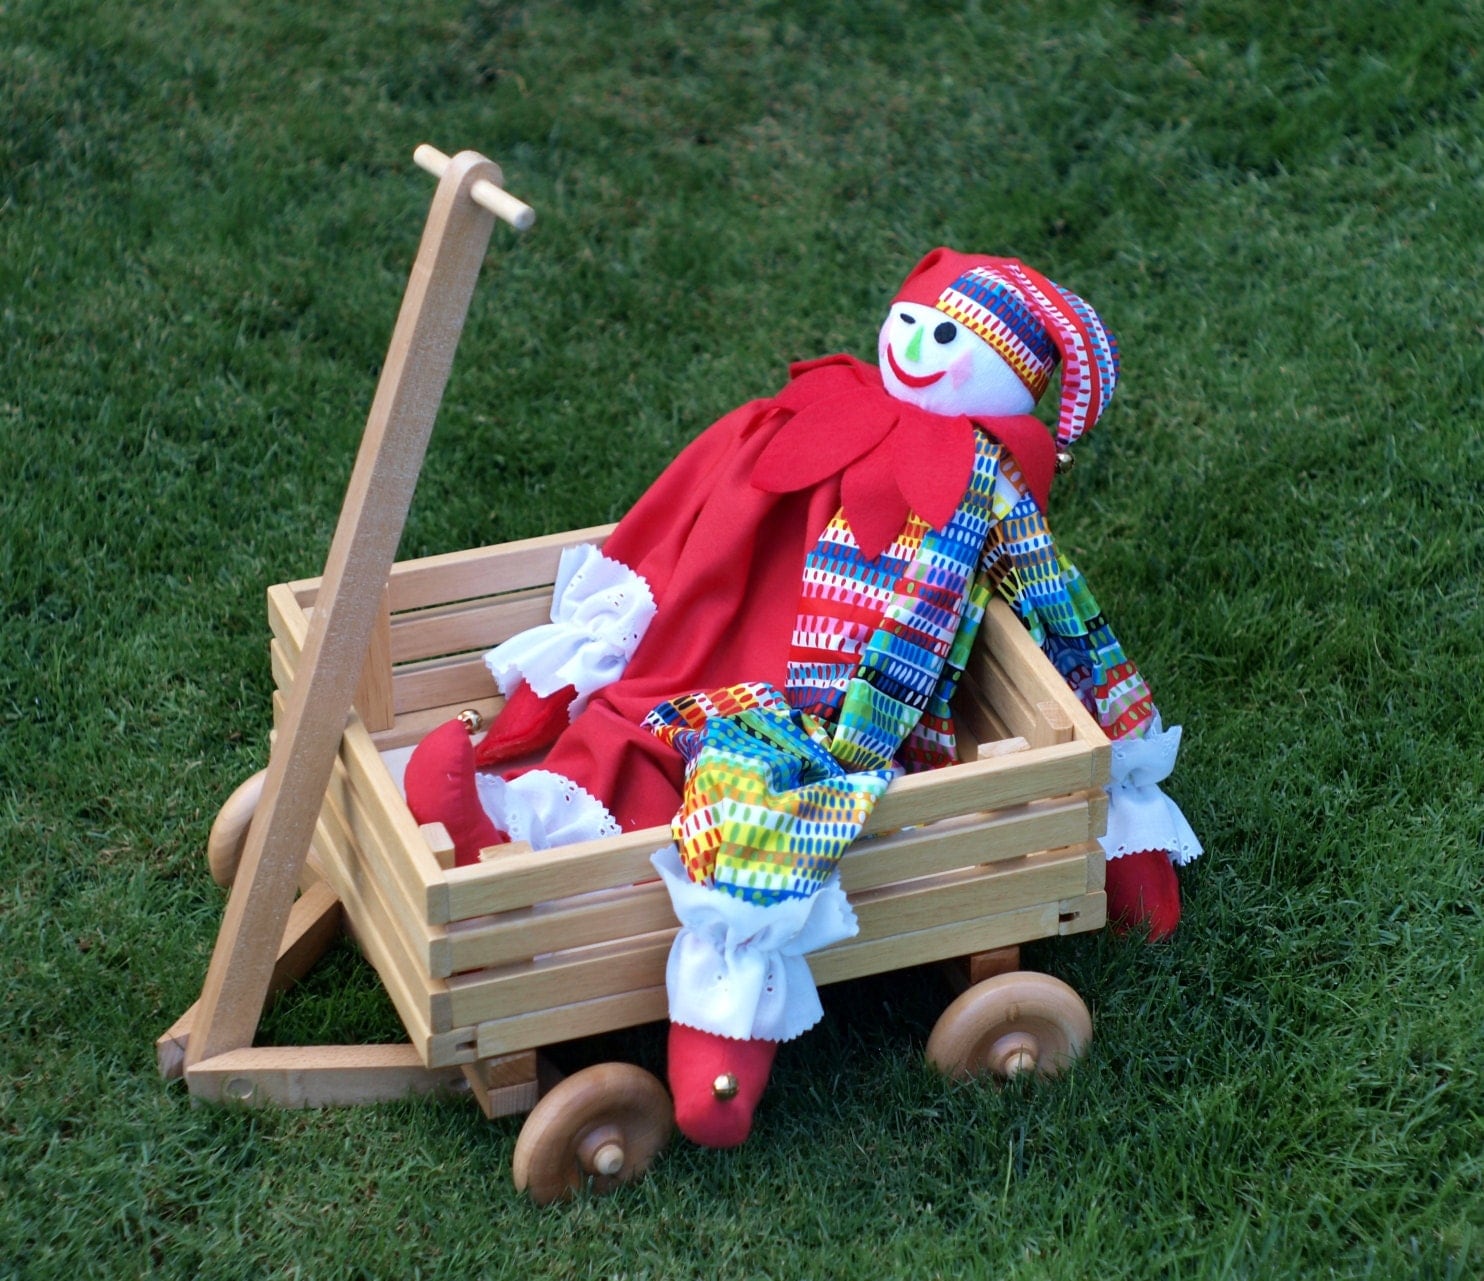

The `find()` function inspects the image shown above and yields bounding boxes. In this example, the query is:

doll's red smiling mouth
[885,345,946,388]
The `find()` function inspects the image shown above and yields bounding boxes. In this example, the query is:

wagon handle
[414,145,535,231]
[185,147,528,1070]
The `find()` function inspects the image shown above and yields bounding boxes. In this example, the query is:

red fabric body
[504,356,1055,832]
[527,393,843,831]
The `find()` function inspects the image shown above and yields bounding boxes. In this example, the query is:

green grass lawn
[3,1,1481,1275]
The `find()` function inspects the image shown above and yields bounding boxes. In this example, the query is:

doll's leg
[403,702,683,864]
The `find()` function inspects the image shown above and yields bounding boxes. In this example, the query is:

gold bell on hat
[1055,448,1075,475]
[711,1072,739,1100]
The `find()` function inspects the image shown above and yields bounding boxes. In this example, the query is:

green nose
[904,326,924,362]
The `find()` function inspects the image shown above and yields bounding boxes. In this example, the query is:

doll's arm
[983,477,1201,867]
[1027,555,1201,866]
[475,400,773,768]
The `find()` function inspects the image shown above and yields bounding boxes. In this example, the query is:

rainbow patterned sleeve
[980,466,1158,744]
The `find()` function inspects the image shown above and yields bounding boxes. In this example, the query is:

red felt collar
[750,355,1055,560]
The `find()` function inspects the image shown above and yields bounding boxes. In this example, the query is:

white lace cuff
[650,846,859,1043]
[1101,715,1203,866]
[484,544,657,715]
[474,768,621,851]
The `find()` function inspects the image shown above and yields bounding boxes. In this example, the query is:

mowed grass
[2,1,1481,1276]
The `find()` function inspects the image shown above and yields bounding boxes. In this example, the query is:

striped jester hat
[891,248,1120,449]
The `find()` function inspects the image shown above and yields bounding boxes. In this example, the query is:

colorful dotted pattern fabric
[832,431,1001,773]
[786,512,926,727]
[645,683,895,904]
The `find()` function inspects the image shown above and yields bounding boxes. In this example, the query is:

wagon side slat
[338,718,457,925]
[387,652,499,716]
[445,931,676,1027]
[475,986,669,1061]
[386,587,553,665]
[441,841,1098,1028]
[840,794,1100,894]
[288,524,617,614]
[445,882,675,973]
[979,599,1113,760]
[431,740,1099,925]
[469,892,1100,1061]
[277,590,505,727]
[431,788,1097,929]
[310,788,456,1039]
[309,796,504,1069]
[441,829,674,922]
[320,754,453,979]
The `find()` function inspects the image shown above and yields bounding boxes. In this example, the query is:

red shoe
[404,719,508,867]
[666,1023,778,1149]
[1105,848,1181,941]
[473,683,576,769]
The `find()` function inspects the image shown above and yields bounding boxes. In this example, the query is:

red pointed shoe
[667,1023,778,1149]
[404,719,509,867]
[1105,848,1181,941]
[473,683,576,769]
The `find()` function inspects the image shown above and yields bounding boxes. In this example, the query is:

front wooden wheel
[926,971,1092,1082]
[207,769,267,888]
[512,1064,672,1205]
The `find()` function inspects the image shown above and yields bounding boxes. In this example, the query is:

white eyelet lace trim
[473,769,621,850]
[484,544,657,715]
[1101,716,1203,866]
[649,846,859,1043]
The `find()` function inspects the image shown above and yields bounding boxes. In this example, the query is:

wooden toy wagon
[160,148,1110,1206]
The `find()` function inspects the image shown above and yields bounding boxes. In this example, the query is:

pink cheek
[948,352,976,389]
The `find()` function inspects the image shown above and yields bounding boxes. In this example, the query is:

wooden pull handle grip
[414,144,535,231]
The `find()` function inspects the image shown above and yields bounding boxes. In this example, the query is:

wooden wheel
[512,1063,672,1205]
[207,769,267,888]
[926,971,1092,1082]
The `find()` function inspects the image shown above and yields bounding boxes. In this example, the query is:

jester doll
[404,249,1201,1147]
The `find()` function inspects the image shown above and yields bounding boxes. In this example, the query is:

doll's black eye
[934,321,957,344]
[900,311,917,324]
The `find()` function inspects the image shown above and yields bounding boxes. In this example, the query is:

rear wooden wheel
[207,769,267,888]
[926,972,1091,1082]
[512,1064,672,1205]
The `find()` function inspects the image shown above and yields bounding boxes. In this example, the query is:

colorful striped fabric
[982,480,1156,743]
[785,511,925,727]
[832,431,1001,773]
[986,261,1120,449]
[787,432,1004,774]
[645,433,1009,905]
[935,267,1058,399]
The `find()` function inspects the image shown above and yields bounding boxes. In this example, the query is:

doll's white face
[878,302,1037,418]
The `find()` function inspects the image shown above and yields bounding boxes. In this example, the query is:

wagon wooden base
[161,145,1109,1205]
